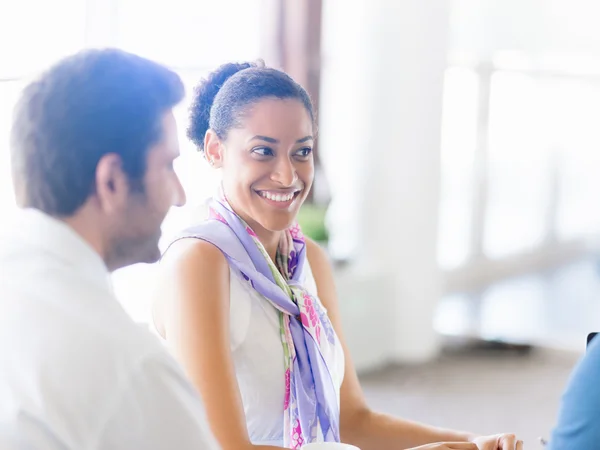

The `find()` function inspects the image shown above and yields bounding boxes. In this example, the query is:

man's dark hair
[10,48,185,216]
[187,61,314,152]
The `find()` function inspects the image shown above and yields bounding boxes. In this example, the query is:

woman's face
[209,98,314,234]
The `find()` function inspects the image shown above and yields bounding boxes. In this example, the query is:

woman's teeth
[259,191,296,202]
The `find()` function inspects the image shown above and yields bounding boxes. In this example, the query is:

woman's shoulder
[304,237,332,275]
[153,238,230,338]
[162,236,227,270]
[158,237,231,304]
[304,238,337,306]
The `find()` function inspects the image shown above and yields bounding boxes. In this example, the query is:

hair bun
[187,61,259,151]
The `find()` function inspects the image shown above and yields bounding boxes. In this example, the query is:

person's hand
[470,433,523,450]
[407,443,478,449]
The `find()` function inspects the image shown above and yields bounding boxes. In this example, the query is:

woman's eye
[296,147,313,158]
[252,147,274,157]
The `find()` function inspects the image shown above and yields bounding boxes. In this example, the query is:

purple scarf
[172,197,341,447]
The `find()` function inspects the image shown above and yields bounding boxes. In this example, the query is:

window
[439,63,600,282]
[437,67,479,269]
[549,78,600,239]
[0,0,85,78]
[484,71,552,258]
[116,0,263,69]
[440,0,600,285]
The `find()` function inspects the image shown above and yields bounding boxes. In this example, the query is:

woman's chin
[250,203,300,232]
[256,214,297,233]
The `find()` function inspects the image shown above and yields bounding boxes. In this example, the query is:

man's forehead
[158,110,180,157]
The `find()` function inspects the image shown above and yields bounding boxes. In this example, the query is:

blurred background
[3,0,600,444]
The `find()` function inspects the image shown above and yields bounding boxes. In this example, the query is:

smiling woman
[206,97,314,256]
[152,62,334,449]
[150,61,522,450]
[184,62,316,259]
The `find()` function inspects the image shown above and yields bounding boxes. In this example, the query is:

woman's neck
[255,228,282,263]
[225,200,283,262]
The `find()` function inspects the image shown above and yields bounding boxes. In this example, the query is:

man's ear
[204,129,224,168]
[95,153,129,213]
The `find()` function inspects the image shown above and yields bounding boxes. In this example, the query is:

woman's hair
[187,61,314,152]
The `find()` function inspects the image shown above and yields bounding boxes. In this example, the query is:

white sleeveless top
[228,259,345,445]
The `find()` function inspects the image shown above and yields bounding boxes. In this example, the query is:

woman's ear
[204,129,223,168]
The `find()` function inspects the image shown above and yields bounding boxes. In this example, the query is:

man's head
[10,48,186,270]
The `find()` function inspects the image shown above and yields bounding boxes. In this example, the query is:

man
[0,48,218,449]
[548,336,600,448]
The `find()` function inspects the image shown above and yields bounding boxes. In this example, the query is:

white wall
[320,0,450,366]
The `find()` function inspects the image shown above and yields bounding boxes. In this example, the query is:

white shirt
[227,262,345,446]
[0,209,218,450]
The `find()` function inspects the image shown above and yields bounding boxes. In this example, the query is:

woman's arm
[155,239,286,450]
[305,239,519,450]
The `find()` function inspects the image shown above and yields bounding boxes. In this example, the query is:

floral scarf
[179,195,341,448]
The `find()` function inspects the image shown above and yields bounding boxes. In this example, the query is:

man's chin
[139,245,162,265]
[106,234,162,271]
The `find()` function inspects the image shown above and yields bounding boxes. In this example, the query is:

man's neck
[60,207,108,268]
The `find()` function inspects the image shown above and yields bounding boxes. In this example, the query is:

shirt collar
[10,208,111,291]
